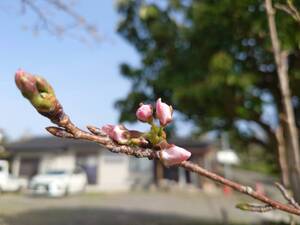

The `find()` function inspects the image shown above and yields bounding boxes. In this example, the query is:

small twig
[275,2,300,24]
[236,203,274,213]
[275,182,300,209]
[47,115,157,159]
[287,0,300,23]
[20,0,102,42]
[46,0,101,41]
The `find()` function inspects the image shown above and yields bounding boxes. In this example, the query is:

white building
[7,136,214,192]
[7,136,153,192]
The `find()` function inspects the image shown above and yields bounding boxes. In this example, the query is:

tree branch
[20,0,102,42]
[265,0,300,203]
[275,182,300,209]
[275,1,300,24]
[46,112,300,216]
[14,71,300,216]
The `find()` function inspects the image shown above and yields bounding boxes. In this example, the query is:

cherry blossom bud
[101,124,130,144]
[128,130,149,146]
[136,103,153,122]
[15,69,38,98]
[101,124,149,146]
[46,127,74,138]
[15,70,63,121]
[156,98,173,126]
[158,145,191,167]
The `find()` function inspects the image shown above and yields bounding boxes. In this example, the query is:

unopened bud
[15,70,63,122]
[136,103,153,122]
[46,127,74,138]
[15,69,38,98]
[156,98,173,126]
[158,144,191,167]
[101,124,130,144]
[101,124,149,147]
[87,125,107,137]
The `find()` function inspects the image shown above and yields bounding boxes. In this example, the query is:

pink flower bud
[101,124,129,144]
[158,145,191,167]
[156,98,173,126]
[15,69,38,98]
[15,69,63,120]
[136,104,153,122]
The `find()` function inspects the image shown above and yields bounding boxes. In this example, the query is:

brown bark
[265,0,300,202]
[275,119,290,187]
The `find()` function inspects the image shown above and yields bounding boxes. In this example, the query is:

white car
[0,160,27,193]
[29,168,87,197]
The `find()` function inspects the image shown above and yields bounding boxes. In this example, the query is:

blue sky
[0,1,139,140]
[0,0,193,140]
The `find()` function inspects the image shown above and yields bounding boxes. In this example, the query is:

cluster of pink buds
[101,98,191,166]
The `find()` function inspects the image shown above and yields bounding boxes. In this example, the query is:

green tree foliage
[115,0,300,172]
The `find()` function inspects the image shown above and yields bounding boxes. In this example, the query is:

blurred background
[1,0,300,224]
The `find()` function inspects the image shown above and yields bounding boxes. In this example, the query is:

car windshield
[44,170,67,175]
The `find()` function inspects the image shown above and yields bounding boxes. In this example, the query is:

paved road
[0,192,290,225]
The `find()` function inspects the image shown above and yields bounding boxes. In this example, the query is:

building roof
[6,136,102,153]
[6,136,213,155]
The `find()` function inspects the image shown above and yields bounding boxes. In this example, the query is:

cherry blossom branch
[15,70,300,216]
[48,119,300,216]
[47,116,300,216]
[47,120,157,159]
